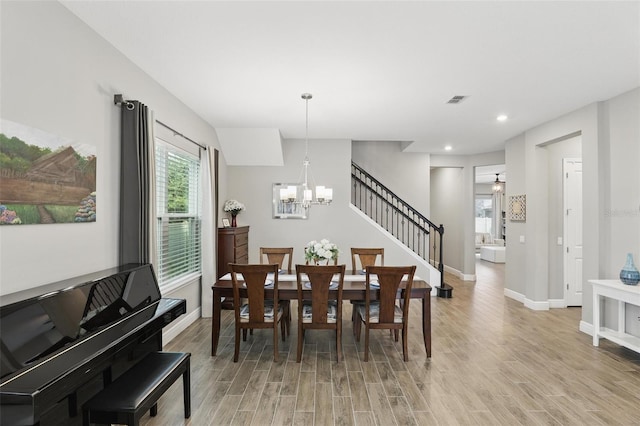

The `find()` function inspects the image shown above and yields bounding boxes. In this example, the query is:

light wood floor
[144,260,640,425]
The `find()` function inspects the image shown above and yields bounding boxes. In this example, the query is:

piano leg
[68,362,115,418]
[103,367,112,385]
[68,392,78,417]
[155,330,163,350]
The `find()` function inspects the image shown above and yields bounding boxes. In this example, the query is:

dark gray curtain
[119,100,151,265]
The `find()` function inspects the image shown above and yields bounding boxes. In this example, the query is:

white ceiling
[61,1,639,159]
[475,164,505,184]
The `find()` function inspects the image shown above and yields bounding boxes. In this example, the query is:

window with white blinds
[155,139,201,290]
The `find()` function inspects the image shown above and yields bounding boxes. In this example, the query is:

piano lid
[0,264,161,380]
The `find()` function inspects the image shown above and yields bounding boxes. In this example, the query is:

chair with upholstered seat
[229,263,287,362]
[354,265,416,362]
[260,247,294,273]
[295,264,346,362]
[350,248,385,332]
[350,247,384,272]
[260,247,294,335]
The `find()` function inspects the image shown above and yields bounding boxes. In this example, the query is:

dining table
[211,270,432,358]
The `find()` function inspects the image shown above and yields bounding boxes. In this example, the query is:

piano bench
[82,351,191,426]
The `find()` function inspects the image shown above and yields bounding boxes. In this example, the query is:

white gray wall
[352,141,431,217]
[0,2,224,326]
[430,168,464,272]
[505,135,527,296]
[431,151,506,279]
[504,87,640,337]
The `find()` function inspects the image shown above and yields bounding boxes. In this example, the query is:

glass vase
[619,253,640,285]
[231,215,237,227]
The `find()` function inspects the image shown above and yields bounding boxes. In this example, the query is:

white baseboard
[524,298,550,311]
[443,264,476,282]
[504,289,568,311]
[163,307,201,344]
[549,299,567,309]
[579,320,594,336]
[503,288,524,303]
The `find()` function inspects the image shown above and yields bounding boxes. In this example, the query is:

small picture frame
[222,218,231,227]
[509,194,526,221]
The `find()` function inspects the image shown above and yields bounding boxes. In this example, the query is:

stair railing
[351,162,450,295]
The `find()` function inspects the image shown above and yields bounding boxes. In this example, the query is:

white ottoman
[480,246,506,263]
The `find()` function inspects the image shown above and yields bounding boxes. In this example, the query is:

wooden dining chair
[229,263,287,362]
[295,264,346,362]
[350,248,385,333]
[350,247,384,272]
[354,265,416,362]
[259,247,294,336]
[260,247,294,273]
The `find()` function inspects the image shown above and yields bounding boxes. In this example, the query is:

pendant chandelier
[279,93,333,208]
[492,173,503,192]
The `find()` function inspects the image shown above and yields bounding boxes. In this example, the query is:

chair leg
[402,326,409,362]
[281,316,286,342]
[234,326,241,362]
[273,323,279,362]
[394,329,399,342]
[297,322,303,363]
[287,303,292,336]
[243,329,248,341]
[364,325,370,362]
[351,305,356,335]
[336,324,342,363]
[285,303,291,337]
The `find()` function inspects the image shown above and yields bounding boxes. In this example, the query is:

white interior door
[564,159,583,306]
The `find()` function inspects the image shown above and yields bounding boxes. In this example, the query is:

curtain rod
[114,94,207,150]
[155,119,207,151]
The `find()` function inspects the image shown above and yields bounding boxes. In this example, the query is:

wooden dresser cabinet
[217,226,249,278]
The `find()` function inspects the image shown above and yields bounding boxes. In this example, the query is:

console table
[590,279,640,353]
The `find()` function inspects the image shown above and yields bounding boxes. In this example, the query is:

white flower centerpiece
[304,239,340,264]
[224,199,245,227]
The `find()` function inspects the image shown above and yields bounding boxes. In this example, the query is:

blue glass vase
[619,253,640,285]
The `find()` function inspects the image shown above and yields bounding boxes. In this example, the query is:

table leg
[618,300,626,335]
[592,290,599,347]
[212,288,222,356]
[423,292,431,357]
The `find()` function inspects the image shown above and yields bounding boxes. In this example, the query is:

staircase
[351,162,453,297]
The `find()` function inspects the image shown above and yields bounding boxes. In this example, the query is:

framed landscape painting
[0,119,96,225]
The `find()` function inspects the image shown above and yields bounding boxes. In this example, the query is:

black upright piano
[0,263,186,426]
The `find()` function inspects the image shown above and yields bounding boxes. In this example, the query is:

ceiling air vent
[446,95,467,104]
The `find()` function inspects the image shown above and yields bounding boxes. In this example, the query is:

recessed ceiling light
[444,145,452,151]
[497,114,508,122]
